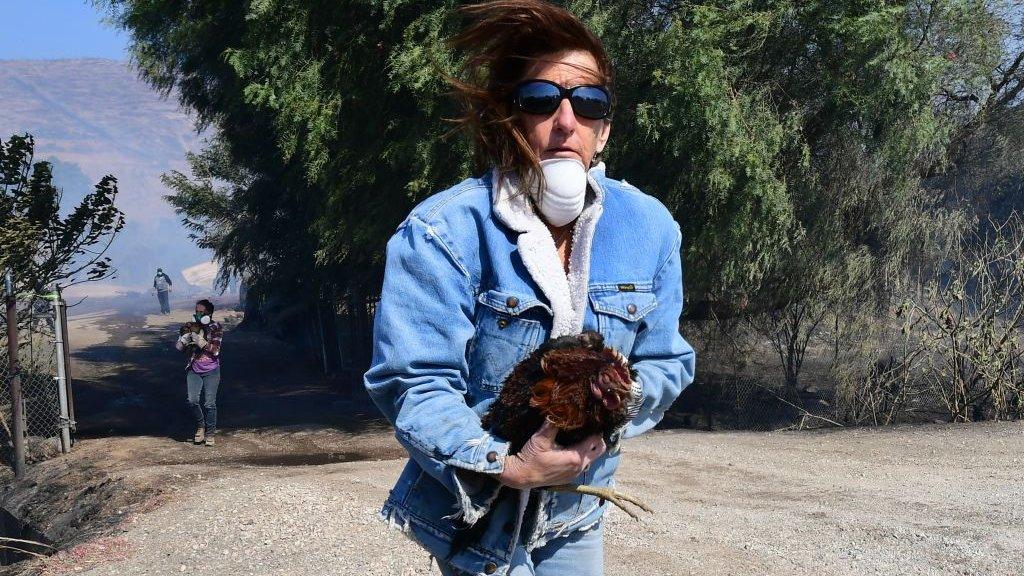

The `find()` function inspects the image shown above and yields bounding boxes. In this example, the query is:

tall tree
[0,134,124,298]
[98,0,1018,317]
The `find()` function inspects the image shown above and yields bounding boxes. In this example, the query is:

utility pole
[5,270,26,477]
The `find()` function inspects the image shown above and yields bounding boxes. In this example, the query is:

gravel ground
[30,421,1023,576]
[12,298,1018,576]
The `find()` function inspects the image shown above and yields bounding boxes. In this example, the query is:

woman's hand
[498,420,605,489]
[193,330,209,350]
[175,332,193,351]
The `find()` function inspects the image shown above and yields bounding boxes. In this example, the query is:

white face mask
[533,158,588,227]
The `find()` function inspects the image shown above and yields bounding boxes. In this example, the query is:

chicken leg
[546,484,653,520]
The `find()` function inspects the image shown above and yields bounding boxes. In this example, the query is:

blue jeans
[186,367,220,434]
[157,290,170,314]
[439,524,604,576]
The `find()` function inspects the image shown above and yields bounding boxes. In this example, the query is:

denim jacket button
[627,303,638,315]
[497,318,509,329]
[484,562,498,574]
[505,296,519,308]
[486,451,498,463]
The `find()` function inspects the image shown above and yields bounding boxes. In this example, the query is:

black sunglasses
[511,79,612,120]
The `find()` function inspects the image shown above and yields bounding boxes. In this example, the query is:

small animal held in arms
[178,322,202,337]
[482,330,653,518]
[178,322,203,351]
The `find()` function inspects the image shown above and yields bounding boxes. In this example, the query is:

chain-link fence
[264,292,838,432]
[1,293,73,472]
[663,374,840,432]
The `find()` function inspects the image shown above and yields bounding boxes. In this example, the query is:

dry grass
[34,537,131,575]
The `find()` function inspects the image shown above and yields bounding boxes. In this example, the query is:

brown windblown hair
[448,1,613,194]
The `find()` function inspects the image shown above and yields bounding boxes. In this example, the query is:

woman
[176,298,223,446]
[364,2,696,574]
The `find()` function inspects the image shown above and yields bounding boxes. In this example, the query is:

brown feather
[482,331,636,452]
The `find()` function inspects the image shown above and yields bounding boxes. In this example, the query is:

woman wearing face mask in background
[363,2,696,575]
[176,298,223,447]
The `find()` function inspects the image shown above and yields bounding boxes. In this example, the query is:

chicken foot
[546,484,654,520]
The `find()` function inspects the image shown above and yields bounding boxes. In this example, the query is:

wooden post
[5,270,26,477]
[315,300,329,374]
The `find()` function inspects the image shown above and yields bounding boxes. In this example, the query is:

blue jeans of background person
[439,524,604,576]
[186,367,220,434]
[157,289,170,314]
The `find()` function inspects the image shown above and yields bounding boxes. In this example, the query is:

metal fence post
[51,294,72,454]
[56,286,75,433]
[5,270,26,477]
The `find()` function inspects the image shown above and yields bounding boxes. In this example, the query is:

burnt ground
[0,297,403,574]
[69,298,378,438]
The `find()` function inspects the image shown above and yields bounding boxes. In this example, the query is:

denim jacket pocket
[588,284,658,357]
[468,289,549,393]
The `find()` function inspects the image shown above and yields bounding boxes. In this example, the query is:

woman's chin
[542,150,584,163]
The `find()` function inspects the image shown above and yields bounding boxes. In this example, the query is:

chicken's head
[528,331,635,431]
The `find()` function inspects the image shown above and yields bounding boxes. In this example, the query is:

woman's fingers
[548,434,605,483]
[504,428,608,489]
[534,419,560,448]
[570,434,606,470]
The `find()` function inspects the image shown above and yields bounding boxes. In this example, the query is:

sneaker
[204,435,216,447]
[193,427,206,444]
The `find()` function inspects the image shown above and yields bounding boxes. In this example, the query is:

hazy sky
[0,1,126,60]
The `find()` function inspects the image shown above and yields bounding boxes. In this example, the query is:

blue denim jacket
[364,165,696,576]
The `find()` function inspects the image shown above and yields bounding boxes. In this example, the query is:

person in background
[175,299,223,446]
[153,268,173,314]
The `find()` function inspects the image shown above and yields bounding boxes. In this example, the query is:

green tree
[0,134,124,297]
[932,2,1024,223]
[98,0,1018,334]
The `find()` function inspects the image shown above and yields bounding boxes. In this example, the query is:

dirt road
[4,300,1023,576]
[26,422,1023,576]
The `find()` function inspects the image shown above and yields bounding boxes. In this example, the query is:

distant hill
[0,58,213,292]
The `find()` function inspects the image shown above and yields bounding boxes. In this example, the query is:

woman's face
[518,49,611,169]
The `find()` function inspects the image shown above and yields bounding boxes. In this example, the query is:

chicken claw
[546,484,654,520]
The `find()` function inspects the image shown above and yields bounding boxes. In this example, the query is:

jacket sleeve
[364,215,509,524]
[623,225,696,438]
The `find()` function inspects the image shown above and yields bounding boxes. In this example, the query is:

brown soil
[1,297,402,574]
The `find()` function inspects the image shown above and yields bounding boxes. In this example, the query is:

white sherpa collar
[490,163,606,337]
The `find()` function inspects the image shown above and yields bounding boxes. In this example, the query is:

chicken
[179,321,202,336]
[481,330,653,519]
